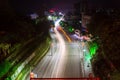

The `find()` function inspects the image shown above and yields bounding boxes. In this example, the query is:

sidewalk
[83,42,94,77]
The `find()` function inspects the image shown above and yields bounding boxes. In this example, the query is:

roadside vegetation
[0,0,51,79]
[88,10,120,80]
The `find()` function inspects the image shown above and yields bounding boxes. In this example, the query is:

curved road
[30,30,93,79]
[27,19,93,79]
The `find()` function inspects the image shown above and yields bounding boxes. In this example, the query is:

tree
[88,11,120,79]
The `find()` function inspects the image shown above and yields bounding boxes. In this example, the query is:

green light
[68,26,74,32]
[85,52,91,61]
[89,42,98,57]
[85,42,99,61]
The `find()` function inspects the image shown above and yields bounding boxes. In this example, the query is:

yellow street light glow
[60,27,72,42]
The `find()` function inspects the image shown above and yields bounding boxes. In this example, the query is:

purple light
[30,13,39,19]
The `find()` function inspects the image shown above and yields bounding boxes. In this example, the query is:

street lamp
[83,48,86,52]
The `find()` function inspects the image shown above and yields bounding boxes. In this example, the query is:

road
[26,18,93,79]
[29,26,93,78]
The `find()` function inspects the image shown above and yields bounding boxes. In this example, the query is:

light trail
[54,21,67,77]
[60,27,72,42]
[54,17,72,43]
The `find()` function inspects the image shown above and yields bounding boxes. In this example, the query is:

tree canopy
[88,11,120,79]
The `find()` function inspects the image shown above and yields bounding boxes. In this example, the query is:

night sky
[10,0,80,14]
[10,0,120,14]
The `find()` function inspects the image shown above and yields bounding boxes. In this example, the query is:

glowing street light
[48,15,52,20]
